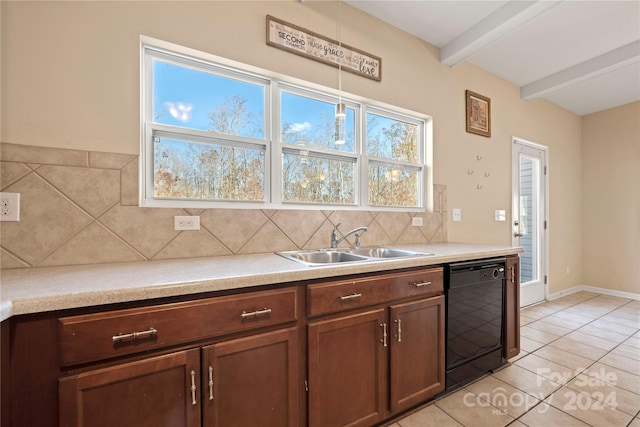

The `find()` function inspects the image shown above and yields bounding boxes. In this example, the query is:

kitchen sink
[277,250,370,266]
[276,247,434,267]
[343,247,430,259]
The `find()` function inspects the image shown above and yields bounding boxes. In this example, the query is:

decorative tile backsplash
[0,143,447,269]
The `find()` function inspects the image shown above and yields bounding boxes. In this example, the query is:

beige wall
[582,102,640,295]
[1,1,586,293]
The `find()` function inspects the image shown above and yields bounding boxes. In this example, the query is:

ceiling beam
[440,0,562,67]
[521,40,640,100]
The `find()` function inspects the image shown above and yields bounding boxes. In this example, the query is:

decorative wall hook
[467,169,474,175]
[477,184,483,189]
[477,155,483,160]
[484,172,490,177]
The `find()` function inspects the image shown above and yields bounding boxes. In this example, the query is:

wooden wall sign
[266,15,382,82]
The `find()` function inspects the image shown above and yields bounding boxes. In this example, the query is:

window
[366,109,423,207]
[141,37,433,211]
[280,88,358,205]
[143,49,269,203]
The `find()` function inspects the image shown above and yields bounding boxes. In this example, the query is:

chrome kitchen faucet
[330,223,368,249]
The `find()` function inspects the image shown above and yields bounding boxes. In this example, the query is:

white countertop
[0,243,522,321]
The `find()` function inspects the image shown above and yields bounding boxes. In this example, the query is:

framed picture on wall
[466,90,491,137]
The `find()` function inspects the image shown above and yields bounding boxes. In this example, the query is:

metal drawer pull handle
[208,366,214,401]
[412,281,432,287]
[190,370,197,405]
[241,308,272,319]
[395,319,402,342]
[112,327,157,343]
[339,292,362,301]
[380,323,388,347]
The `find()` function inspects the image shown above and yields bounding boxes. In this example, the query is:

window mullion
[270,82,281,205]
[282,147,357,163]
[367,157,422,170]
[152,126,266,152]
[358,105,368,208]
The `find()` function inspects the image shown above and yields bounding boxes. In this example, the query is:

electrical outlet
[174,215,200,230]
[0,192,20,221]
[452,208,462,222]
[412,216,423,227]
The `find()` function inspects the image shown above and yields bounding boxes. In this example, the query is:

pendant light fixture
[335,103,346,145]
[335,0,346,145]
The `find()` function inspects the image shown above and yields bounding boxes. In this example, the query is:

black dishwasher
[444,258,506,391]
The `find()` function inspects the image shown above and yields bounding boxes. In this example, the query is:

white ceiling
[345,0,640,116]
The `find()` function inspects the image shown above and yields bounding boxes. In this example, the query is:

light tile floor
[391,291,640,427]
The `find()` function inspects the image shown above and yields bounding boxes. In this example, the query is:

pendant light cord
[338,0,342,105]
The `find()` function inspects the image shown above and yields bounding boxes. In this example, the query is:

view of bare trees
[154,95,264,201]
[367,117,419,207]
[153,95,420,207]
[281,108,355,204]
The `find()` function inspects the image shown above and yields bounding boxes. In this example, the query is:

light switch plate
[452,208,461,222]
[495,210,506,221]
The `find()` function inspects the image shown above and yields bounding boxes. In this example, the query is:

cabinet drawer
[59,287,298,366]
[307,268,443,317]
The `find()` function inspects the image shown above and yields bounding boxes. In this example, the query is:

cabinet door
[308,309,388,427]
[389,296,445,413]
[505,255,521,359]
[59,349,201,427]
[202,327,299,427]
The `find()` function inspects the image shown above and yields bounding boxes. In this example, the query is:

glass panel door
[512,138,547,307]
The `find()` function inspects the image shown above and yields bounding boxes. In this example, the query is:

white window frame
[276,83,362,207]
[140,36,433,212]
[364,106,426,209]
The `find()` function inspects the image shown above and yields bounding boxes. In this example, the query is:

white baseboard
[548,284,640,301]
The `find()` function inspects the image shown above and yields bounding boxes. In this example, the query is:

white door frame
[512,137,549,307]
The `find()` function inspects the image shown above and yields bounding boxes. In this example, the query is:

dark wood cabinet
[308,309,388,427]
[54,287,300,427]
[202,327,299,427]
[306,268,443,318]
[59,349,201,427]
[59,326,300,427]
[3,257,518,427]
[306,267,445,427]
[504,255,521,359]
[58,327,299,427]
[389,296,445,413]
[58,288,298,366]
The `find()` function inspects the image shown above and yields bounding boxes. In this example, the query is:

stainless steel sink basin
[276,249,369,266]
[276,247,434,266]
[344,247,431,259]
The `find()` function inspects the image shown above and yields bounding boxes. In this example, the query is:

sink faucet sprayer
[330,223,368,249]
